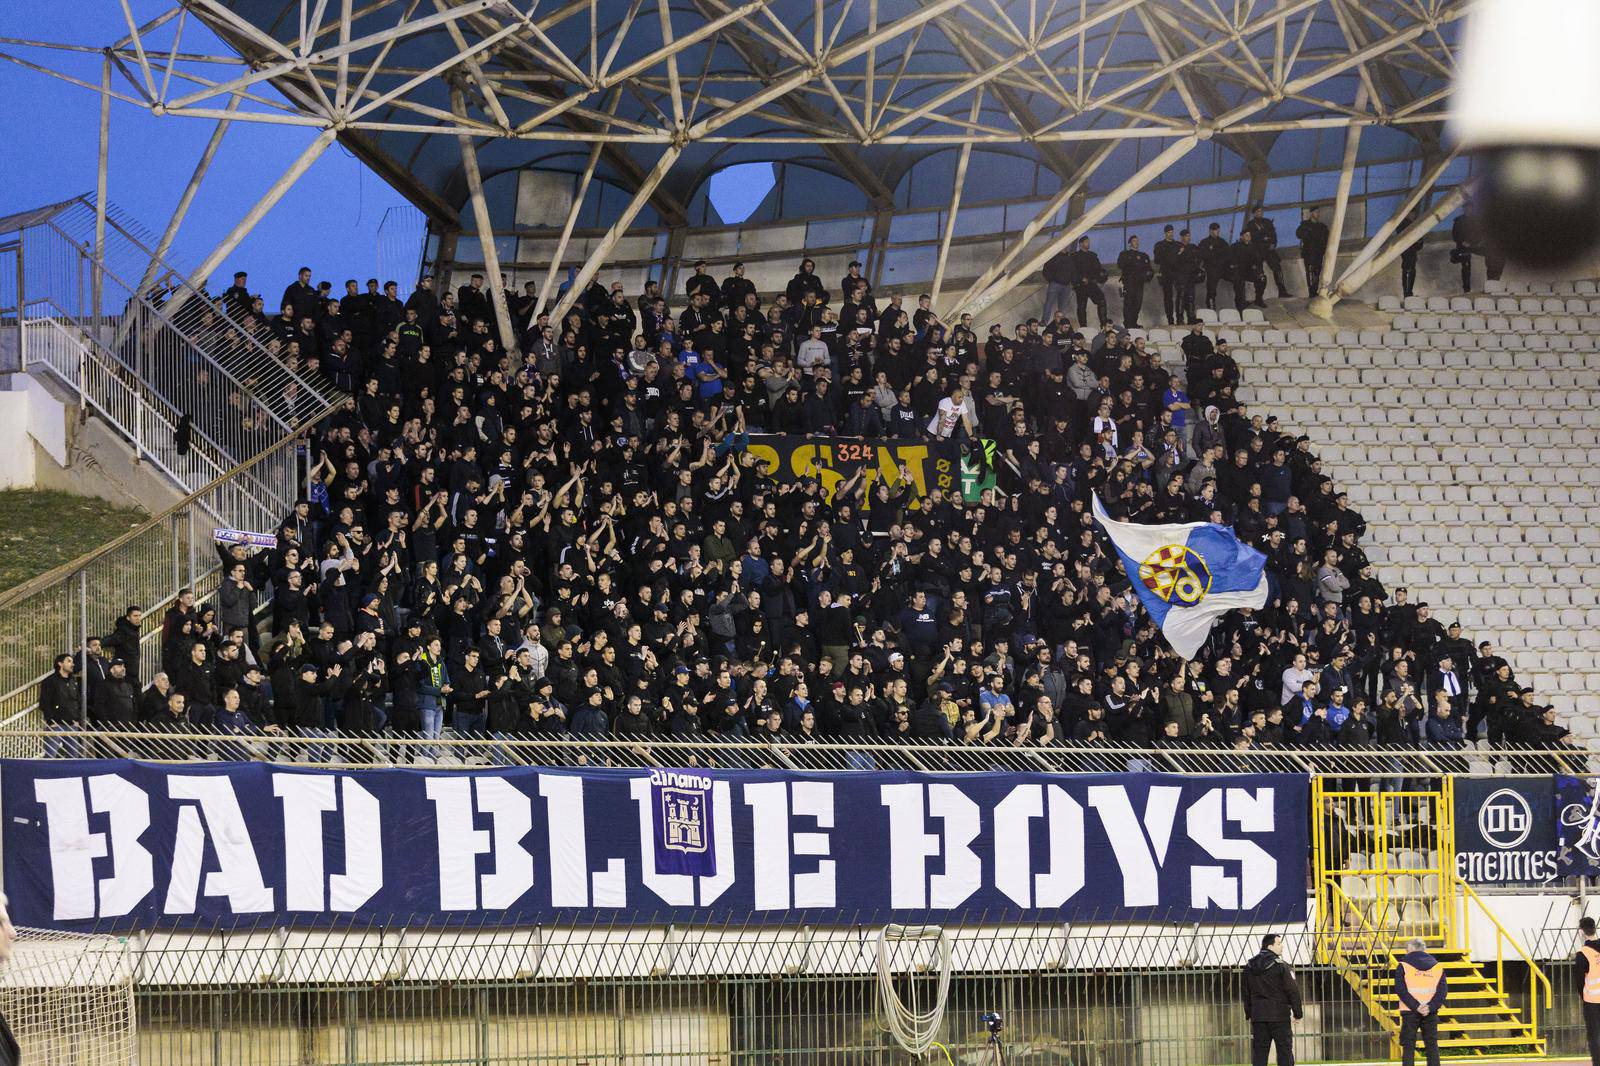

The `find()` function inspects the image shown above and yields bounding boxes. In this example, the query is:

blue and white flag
[649,769,718,876]
[1091,495,1269,659]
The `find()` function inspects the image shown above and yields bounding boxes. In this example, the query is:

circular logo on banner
[1138,544,1212,606]
[1479,788,1532,849]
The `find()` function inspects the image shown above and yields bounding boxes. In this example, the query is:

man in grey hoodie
[1243,933,1303,1066]
[1395,937,1448,1066]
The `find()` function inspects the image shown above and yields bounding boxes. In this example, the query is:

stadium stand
[35,252,1579,764]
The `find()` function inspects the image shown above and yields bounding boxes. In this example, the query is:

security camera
[1450,0,1600,270]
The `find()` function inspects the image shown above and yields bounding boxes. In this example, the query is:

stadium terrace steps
[1182,286,1600,734]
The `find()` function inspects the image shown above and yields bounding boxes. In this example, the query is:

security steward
[1067,236,1109,327]
[1396,937,1448,1066]
[1117,235,1155,329]
[1578,916,1600,1066]
[1198,222,1232,311]
[1243,932,1303,1066]
[1153,224,1182,324]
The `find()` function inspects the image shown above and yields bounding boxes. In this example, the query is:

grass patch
[0,490,147,594]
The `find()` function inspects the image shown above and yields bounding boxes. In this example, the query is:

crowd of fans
[35,235,1578,762]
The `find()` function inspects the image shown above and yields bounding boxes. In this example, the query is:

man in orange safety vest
[1394,937,1449,1066]
[1578,916,1600,1066]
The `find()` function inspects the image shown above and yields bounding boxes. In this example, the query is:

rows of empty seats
[1160,290,1600,735]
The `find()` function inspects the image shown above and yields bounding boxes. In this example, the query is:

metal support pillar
[536,137,607,317]
[1314,186,1465,315]
[169,128,337,321]
[960,136,1201,317]
[452,84,520,355]
[931,90,982,312]
[94,52,111,330]
[117,95,243,353]
[1330,151,1459,294]
[1316,88,1368,300]
[551,144,683,324]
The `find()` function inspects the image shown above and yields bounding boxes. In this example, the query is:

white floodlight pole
[551,144,683,324]
[1316,86,1369,299]
[960,135,1202,317]
[1316,186,1466,314]
[167,128,337,321]
[94,52,112,327]
[452,84,520,354]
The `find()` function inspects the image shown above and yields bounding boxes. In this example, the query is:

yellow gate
[1313,777,1457,956]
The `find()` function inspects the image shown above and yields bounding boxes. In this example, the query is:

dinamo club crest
[1138,544,1212,606]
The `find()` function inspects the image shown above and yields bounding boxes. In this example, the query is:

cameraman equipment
[1452,0,1600,269]
[981,1011,1004,1034]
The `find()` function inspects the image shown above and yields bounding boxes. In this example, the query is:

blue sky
[0,5,418,293]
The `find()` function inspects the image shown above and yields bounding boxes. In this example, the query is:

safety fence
[0,399,341,728]
[11,901,1586,1066]
[28,905,1366,1066]
[1,728,1593,779]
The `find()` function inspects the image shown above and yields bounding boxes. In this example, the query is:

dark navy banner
[1453,777,1561,885]
[1,761,1308,931]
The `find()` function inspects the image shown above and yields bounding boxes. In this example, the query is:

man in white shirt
[1280,652,1316,705]
[928,386,977,442]
[796,326,831,376]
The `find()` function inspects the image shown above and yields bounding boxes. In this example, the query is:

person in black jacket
[1067,237,1109,326]
[91,659,138,726]
[1243,933,1303,1066]
[106,606,143,680]
[1153,225,1181,324]
[1117,236,1155,328]
[1041,249,1074,324]
[1172,230,1203,324]
[1198,223,1232,310]
[1231,231,1266,311]
[1296,207,1330,297]
[39,654,81,758]
[1244,206,1291,297]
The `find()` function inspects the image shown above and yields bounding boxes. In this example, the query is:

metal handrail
[0,397,339,613]
[1,728,1593,776]
[1461,879,1553,1041]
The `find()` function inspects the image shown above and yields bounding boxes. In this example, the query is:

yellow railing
[1323,877,1401,1031]
[1460,880,1552,1044]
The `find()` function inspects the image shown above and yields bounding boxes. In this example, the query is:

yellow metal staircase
[1313,780,1552,1060]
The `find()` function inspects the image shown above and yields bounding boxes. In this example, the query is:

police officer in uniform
[1395,937,1448,1066]
[1153,224,1182,324]
[1117,235,1155,328]
[1296,207,1330,298]
[1245,205,1292,297]
[1067,236,1109,327]
[1578,916,1600,1066]
[1173,229,1203,324]
[1199,223,1232,311]
[1451,214,1479,293]
[1230,230,1266,311]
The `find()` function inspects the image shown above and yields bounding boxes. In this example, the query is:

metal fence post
[187,506,196,591]
[78,569,88,723]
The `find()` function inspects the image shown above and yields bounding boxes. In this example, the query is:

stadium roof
[0,0,1471,319]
